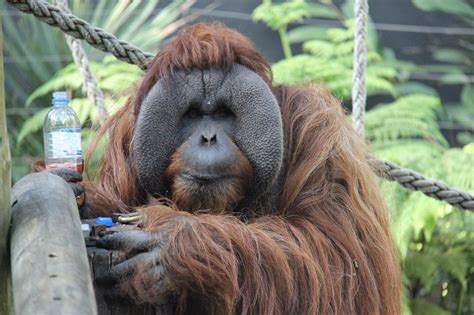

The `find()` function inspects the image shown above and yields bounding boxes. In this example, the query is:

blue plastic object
[95,217,113,227]
[52,91,69,105]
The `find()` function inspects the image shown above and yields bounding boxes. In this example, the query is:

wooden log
[10,172,97,315]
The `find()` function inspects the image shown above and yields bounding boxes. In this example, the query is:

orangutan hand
[46,168,84,202]
[95,230,172,305]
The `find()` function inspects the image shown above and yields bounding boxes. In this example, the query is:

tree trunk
[0,12,13,315]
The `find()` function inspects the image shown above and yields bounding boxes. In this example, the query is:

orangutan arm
[97,205,324,315]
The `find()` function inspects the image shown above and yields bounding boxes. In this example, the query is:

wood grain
[10,172,97,315]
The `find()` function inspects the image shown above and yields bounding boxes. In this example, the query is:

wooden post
[10,172,97,315]
[0,12,13,314]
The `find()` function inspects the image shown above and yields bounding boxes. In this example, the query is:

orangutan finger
[96,230,158,252]
[70,183,85,197]
[109,252,161,280]
[47,168,83,182]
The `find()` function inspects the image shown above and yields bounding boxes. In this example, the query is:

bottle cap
[95,217,113,227]
[52,91,69,105]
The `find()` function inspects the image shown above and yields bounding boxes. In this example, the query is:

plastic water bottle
[43,91,83,173]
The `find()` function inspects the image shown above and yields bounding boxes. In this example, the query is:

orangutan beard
[168,175,248,214]
[165,146,252,214]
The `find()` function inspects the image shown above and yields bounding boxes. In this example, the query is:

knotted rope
[7,0,154,70]
[375,159,474,210]
[6,0,474,211]
[55,0,109,126]
[352,0,368,137]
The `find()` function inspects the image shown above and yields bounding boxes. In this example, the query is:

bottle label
[49,128,82,158]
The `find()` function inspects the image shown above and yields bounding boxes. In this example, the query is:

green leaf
[415,64,465,73]
[413,0,474,17]
[69,98,93,125]
[461,84,474,109]
[306,3,340,19]
[440,73,470,85]
[439,149,474,192]
[438,251,469,285]
[394,82,438,97]
[410,298,450,315]
[464,143,474,154]
[366,95,448,148]
[287,25,333,44]
[405,252,438,289]
[326,27,353,43]
[433,48,468,64]
[118,1,158,41]
[26,63,81,107]
[17,107,50,146]
[253,0,311,30]
[442,104,474,126]
[341,0,355,19]
[303,40,336,58]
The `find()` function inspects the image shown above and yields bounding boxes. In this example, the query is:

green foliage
[369,99,474,314]
[412,0,474,18]
[411,298,451,315]
[368,97,474,314]
[433,49,470,64]
[401,207,473,315]
[254,0,411,100]
[253,0,311,31]
[410,0,474,146]
[366,95,448,149]
[287,25,332,43]
[394,82,438,97]
[271,21,399,99]
[16,107,50,146]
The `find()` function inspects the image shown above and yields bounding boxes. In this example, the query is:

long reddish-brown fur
[85,23,401,314]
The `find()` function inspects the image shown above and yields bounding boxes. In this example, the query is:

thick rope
[6,0,154,70]
[374,158,473,211]
[7,0,474,211]
[55,0,109,126]
[352,0,368,137]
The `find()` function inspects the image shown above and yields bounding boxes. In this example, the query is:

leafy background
[4,0,474,314]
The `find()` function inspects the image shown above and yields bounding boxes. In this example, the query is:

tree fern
[366,94,448,148]
[271,21,399,99]
[253,0,311,31]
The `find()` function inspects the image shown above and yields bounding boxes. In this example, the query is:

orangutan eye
[214,106,234,118]
[184,108,201,119]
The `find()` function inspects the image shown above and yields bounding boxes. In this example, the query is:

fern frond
[17,107,50,146]
[302,40,336,58]
[326,27,353,43]
[26,63,82,106]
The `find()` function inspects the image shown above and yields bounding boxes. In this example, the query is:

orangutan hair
[85,22,401,314]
